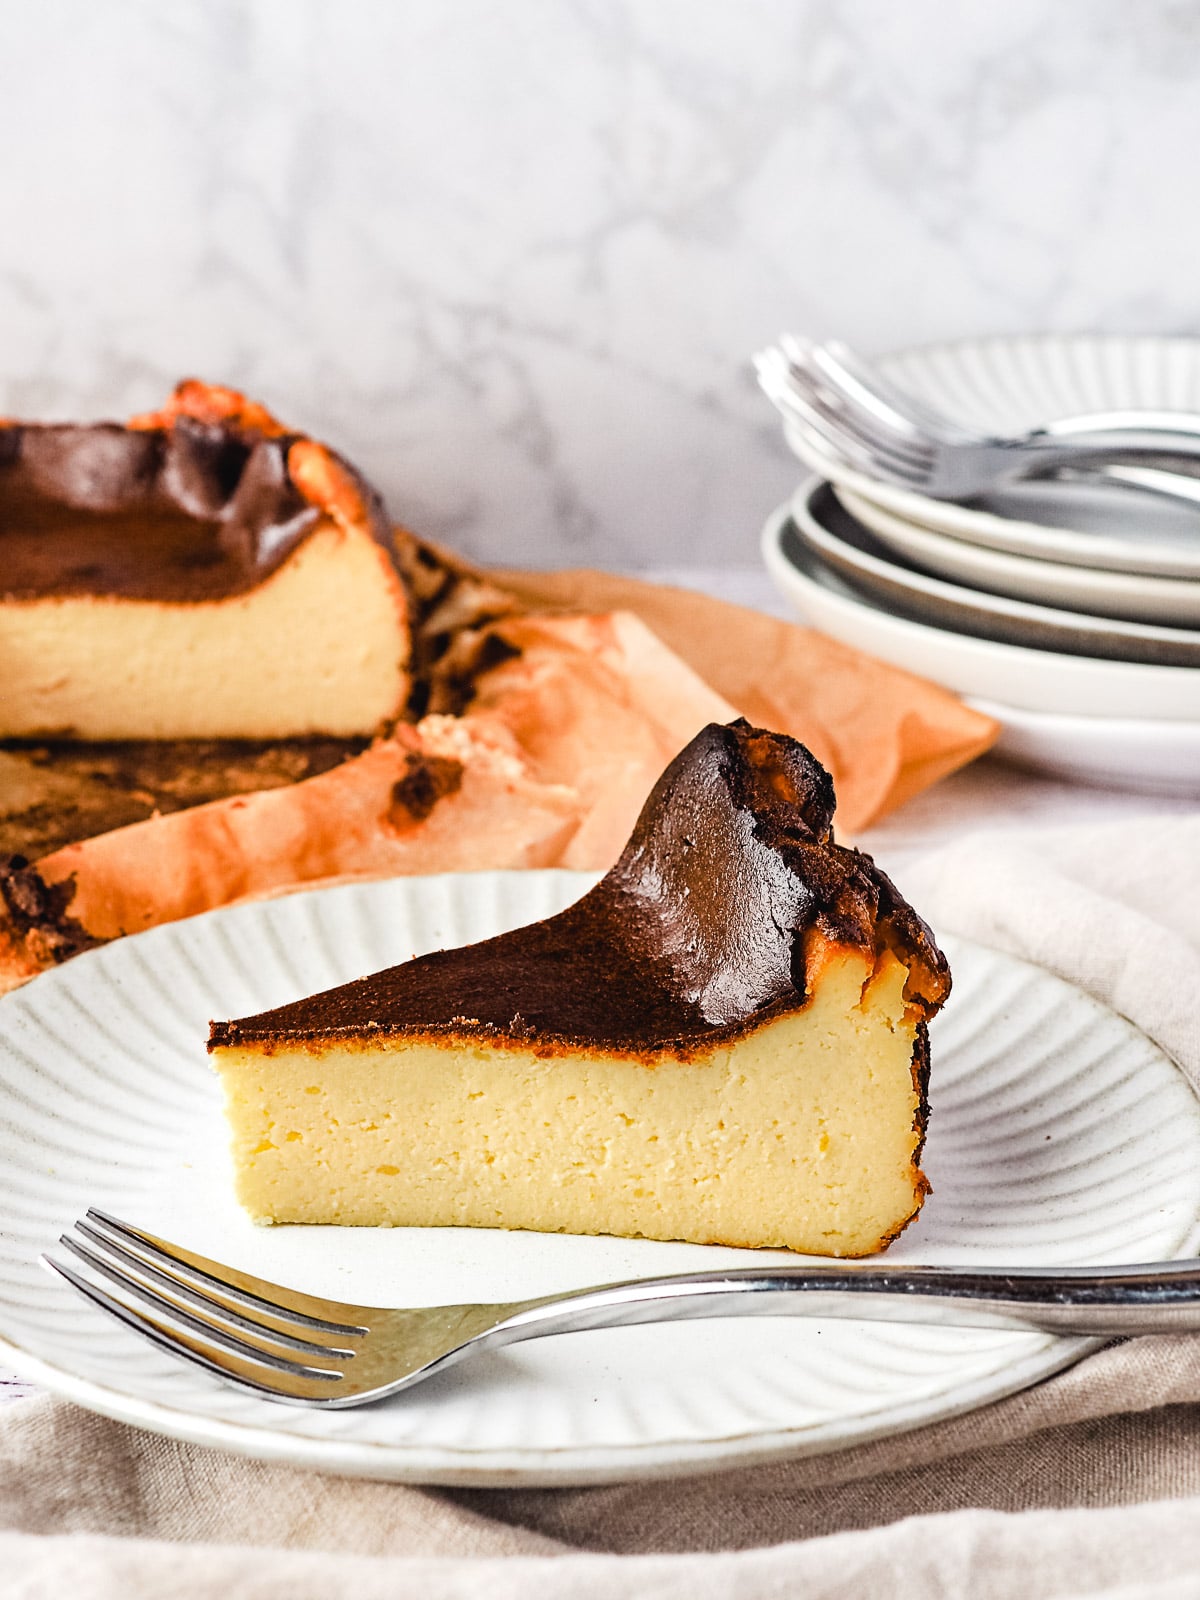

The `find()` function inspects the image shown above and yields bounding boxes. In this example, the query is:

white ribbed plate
[791,482,1200,668]
[963,697,1200,798]
[835,485,1200,629]
[2,870,1199,1487]
[761,499,1200,721]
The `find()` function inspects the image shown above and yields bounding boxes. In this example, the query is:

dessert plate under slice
[1,870,1199,1488]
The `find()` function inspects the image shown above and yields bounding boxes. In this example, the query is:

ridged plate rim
[1,869,1198,1487]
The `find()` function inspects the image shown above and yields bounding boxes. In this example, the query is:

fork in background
[40,1210,1200,1408]
[755,335,1200,506]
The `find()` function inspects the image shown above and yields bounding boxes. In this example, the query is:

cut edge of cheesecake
[208,719,951,1256]
[0,380,413,741]
[213,936,933,1257]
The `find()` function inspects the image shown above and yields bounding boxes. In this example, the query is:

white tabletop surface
[3,567,1193,1403]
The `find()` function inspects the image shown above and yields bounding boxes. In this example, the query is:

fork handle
[1042,410,1200,451]
[1058,461,1200,508]
[1018,415,1200,478]
[492,1261,1200,1349]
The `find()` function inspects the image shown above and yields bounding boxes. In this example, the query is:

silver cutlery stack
[754,333,1200,794]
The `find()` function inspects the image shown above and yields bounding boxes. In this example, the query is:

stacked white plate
[761,335,1200,795]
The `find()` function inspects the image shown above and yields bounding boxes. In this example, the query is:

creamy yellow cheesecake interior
[209,720,951,1256]
[3,523,409,740]
[217,946,924,1256]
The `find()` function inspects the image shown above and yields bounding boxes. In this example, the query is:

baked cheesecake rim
[0,379,402,605]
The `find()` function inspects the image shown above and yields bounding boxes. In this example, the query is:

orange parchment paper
[0,565,997,991]
[493,568,998,832]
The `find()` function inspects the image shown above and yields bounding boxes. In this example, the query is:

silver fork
[40,1210,1200,1408]
[755,336,1200,505]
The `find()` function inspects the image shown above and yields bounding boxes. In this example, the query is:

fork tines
[754,336,939,487]
[41,1210,366,1403]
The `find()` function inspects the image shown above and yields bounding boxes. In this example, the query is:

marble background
[1,0,1198,569]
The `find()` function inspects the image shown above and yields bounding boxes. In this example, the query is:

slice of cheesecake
[0,381,411,740]
[209,720,950,1256]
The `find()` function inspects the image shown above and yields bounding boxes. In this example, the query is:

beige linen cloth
[3,812,1200,1598]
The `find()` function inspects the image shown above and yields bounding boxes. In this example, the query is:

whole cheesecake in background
[0,381,412,740]
[210,719,951,1257]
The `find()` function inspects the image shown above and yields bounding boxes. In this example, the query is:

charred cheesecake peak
[209,720,949,1054]
[607,719,947,1023]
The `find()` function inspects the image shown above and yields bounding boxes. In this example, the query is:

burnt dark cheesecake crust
[212,720,949,1055]
[0,411,393,605]
[0,736,368,860]
[210,721,949,1254]
[0,381,414,741]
